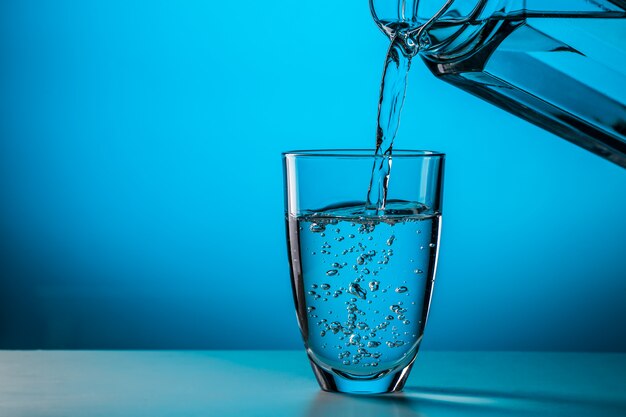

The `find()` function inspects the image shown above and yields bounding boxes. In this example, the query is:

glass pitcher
[370,0,626,167]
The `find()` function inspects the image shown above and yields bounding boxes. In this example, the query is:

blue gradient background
[0,1,625,350]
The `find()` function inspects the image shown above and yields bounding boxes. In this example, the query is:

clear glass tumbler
[283,149,445,394]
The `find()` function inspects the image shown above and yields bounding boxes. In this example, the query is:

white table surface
[1,350,625,417]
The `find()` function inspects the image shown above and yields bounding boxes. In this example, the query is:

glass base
[309,360,414,394]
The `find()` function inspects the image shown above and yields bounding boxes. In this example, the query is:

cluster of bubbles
[301,217,427,369]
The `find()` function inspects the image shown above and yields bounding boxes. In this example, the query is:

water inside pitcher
[370,0,626,167]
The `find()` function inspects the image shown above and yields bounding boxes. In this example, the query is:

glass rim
[282,149,445,158]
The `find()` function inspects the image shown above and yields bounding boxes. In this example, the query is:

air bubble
[348,282,367,300]
[429,243,436,248]
[307,306,316,313]
[386,235,395,246]
[367,341,381,348]
[403,320,410,325]
[359,224,375,234]
[309,223,325,233]
[308,291,316,296]
[414,269,423,274]
[326,269,338,276]
[369,280,380,292]
[321,283,331,290]
[348,234,355,239]
[395,286,408,293]
[349,334,361,345]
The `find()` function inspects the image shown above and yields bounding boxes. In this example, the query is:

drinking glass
[283,149,445,394]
